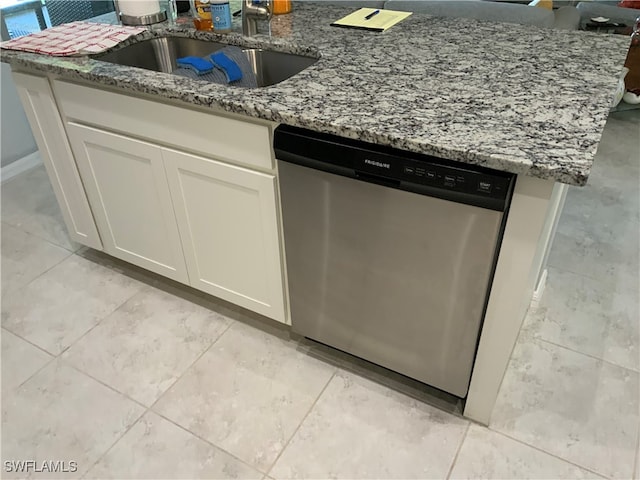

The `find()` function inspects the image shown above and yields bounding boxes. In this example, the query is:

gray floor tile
[270,370,468,480]
[62,285,233,406]
[450,424,602,479]
[549,111,640,291]
[153,322,335,472]
[1,359,144,479]
[2,255,143,355]
[1,223,71,298]
[85,412,262,479]
[1,329,52,392]
[558,182,639,248]
[525,266,639,371]
[1,165,79,252]
[547,226,639,291]
[491,337,638,479]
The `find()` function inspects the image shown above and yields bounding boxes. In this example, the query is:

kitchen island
[1,3,631,424]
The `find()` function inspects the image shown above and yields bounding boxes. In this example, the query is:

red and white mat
[0,22,146,56]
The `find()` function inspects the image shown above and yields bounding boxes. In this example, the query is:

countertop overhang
[1,4,631,185]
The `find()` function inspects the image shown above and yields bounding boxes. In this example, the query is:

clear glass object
[632,16,640,46]
[160,0,178,25]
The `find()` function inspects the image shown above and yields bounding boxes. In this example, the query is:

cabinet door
[12,72,102,250]
[163,148,286,323]
[66,123,188,283]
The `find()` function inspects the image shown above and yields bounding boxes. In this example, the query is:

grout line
[264,368,337,477]
[79,412,147,478]
[78,400,148,478]
[63,361,149,410]
[60,309,236,414]
[445,422,470,480]
[1,326,58,358]
[488,428,611,479]
[1,219,79,254]
[62,312,237,478]
[2,328,61,391]
[151,409,263,476]
[533,336,640,375]
[147,319,235,412]
[13,354,57,391]
[0,226,74,293]
[56,278,146,358]
[545,261,640,296]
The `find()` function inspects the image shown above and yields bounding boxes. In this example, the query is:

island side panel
[531,183,568,302]
[464,175,556,425]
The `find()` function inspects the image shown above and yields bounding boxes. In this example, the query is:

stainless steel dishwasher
[275,125,515,398]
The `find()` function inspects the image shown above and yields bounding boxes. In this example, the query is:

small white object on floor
[612,67,629,107]
[622,90,640,104]
[0,22,146,56]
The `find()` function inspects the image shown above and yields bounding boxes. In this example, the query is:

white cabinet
[11,72,102,250]
[163,148,286,322]
[12,75,287,323]
[66,123,189,284]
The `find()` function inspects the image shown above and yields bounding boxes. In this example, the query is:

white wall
[1,63,38,167]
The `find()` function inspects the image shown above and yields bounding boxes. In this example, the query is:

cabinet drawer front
[67,122,189,283]
[54,81,274,170]
[12,72,102,250]
[163,148,286,323]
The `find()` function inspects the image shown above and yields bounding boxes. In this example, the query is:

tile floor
[1,110,638,479]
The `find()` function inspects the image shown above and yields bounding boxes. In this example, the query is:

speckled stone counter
[0,4,632,185]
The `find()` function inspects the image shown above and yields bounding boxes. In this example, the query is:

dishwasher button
[478,181,493,193]
[444,175,456,187]
[404,166,415,175]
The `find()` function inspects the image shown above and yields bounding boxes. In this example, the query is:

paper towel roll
[119,0,161,17]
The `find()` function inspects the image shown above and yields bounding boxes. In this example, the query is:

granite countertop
[0,4,631,185]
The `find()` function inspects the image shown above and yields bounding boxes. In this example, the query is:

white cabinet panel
[163,148,286,323]
[12,72,102,250]
[54,80,274,170]
[66,123,188,283]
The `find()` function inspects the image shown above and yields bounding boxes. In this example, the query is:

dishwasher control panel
[400,159,509,198]
[354,155,511,201]
[274,124,515,212]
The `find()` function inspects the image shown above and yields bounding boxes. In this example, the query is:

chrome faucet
[242,0,271,36]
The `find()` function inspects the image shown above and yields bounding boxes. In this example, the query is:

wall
[1,63,38,167]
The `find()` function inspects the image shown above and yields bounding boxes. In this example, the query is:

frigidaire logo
[364,159,391,169]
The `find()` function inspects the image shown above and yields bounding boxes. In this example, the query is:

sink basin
[94,36,318,87]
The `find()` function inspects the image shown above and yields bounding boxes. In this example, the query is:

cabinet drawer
[54,80,274,170]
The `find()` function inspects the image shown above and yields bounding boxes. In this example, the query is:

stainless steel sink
[94,36,318,87]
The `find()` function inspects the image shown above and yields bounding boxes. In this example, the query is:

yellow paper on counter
[331,8,412,32]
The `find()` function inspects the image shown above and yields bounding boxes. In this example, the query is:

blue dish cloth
[209,51,242,83]
[172,46,258,88]
[175,56,213,75]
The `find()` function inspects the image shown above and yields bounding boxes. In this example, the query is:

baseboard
[1,151,42,183]
[530,268,548,308]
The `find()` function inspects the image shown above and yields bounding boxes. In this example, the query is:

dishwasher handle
[355,171,401,188]
[276,149,359,178]
[276,149,400,188]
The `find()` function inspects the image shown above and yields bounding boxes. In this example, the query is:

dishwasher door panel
[279,160,504,397]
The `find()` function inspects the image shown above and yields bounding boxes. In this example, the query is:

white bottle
[211,0,232,33]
